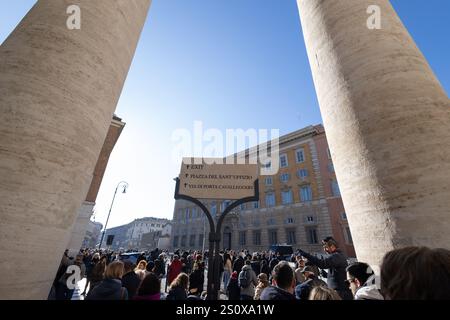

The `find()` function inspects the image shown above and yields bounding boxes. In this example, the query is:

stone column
[297,0,450,267]
[0,0,151,299]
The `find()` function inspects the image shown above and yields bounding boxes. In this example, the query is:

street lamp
[98,181,129,249]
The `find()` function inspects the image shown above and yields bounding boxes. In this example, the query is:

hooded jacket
[239,265,258,298]
[354,275,384,300]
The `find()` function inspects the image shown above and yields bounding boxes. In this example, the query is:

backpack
[238,269,251,288]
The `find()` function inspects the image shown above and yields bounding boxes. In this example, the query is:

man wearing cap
[298,236,353,300]
[294,266,327,300]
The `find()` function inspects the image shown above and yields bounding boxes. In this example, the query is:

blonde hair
[309,286,342,300]
[135,260,147,271]
[104,261,125,280]
[169,272,189,290]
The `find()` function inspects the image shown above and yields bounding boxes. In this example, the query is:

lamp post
[98,181,129,249]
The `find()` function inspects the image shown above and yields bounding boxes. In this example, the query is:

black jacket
[166,286,187,300]
[233,257,244,273]
[300,250,352,299]
[121,271,142,299]
[189,269,204,294]
[86,279,128,300]
[294,277,327,300]
[226,278,241,300]
[260,286,296,301]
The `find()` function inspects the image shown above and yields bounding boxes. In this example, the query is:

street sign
[178,158,258,200]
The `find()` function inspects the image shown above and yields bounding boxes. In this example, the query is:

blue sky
[1,1,448,228]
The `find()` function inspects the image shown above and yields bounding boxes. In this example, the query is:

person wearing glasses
[297,236,353,300]
[345,262,383,300]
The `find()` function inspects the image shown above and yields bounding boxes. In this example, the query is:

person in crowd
[380,246,450,300]
[260,259,270,279]
[189,261,205,296]
[223,253,233,290]
[167,272,189,300]
[346,262,383,300]
[298,236,353,300]
[152,253,166,279]
[167,255,183,286]
[269,253,280,276]
[81,252,100,296]
[309,285,342,300]
[250,254,261,278]
[134,260,147,281]
[260,261,296,300]
[233,254,244,274]
[294,255,307,284]
[89,255,107,292]
[122,260,142,299]
[254,273,269,300]
[227,271,240,301]
[86,261,128,300]
[295,266,327,300]
[238,260,258,300]
[133,272,161,301]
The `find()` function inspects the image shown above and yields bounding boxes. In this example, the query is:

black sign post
[174,177,259,300]
[106,235,115,246]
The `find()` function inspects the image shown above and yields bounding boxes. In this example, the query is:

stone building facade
[170,125,356,257]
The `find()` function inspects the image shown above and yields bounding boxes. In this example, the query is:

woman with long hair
[133,272,161,301]
[166,272,189,300]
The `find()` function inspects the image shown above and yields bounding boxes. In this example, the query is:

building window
[280,154,288,168]
[211,202,217,215]
[192,207,197,218]
[300,185,313,202]
[345,227,353,244]
[280,173,290,183]
[341,212,347,220]
[178,209,183,221]
[286,217,294,224]
[286,229,296,244]
[265,193,276,207]
[281,190,293,205]
[189,234,196,247]
[331,180,341,197]
[253,230,261,246]
[239,231,246,246]
[198,234,204,247]
[269,229,278,245]
[306,216,314,223]
[151,223,155,227]
[265,176,273,185]
[267,218,276,226]
[306,228,318,244]
[173,236,179,248]
[180,235,187,247]
[296,148,305,163]
[297,169,308,179]
[253,201,259,209]
[240,203,246,210]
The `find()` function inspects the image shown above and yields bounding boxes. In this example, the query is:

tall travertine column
[297,0,450,267]
[0,0,151,299]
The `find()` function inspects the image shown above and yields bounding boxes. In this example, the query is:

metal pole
[99,181,128,249]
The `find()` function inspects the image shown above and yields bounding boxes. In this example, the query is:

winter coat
[226,278,241,300]
[189,269,204,295]
[260,285,296,301]
[294,276,327,300]
[167,260,183,285]
[166,286,187,300]
[254,283,269,300]
[86,278,128,300]
[300,250,352,299]
[354,275,384,300]
[122,271,142,299]
[233,257,244,273]
[238,265,258,298]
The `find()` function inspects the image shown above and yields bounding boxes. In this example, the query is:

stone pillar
[297,0,450,267]
[66,201,95,257]
[0,0,151,299]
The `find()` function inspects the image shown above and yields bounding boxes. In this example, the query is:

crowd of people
[48,237,450,301]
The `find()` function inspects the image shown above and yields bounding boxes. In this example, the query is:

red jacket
[167,259,183,285]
